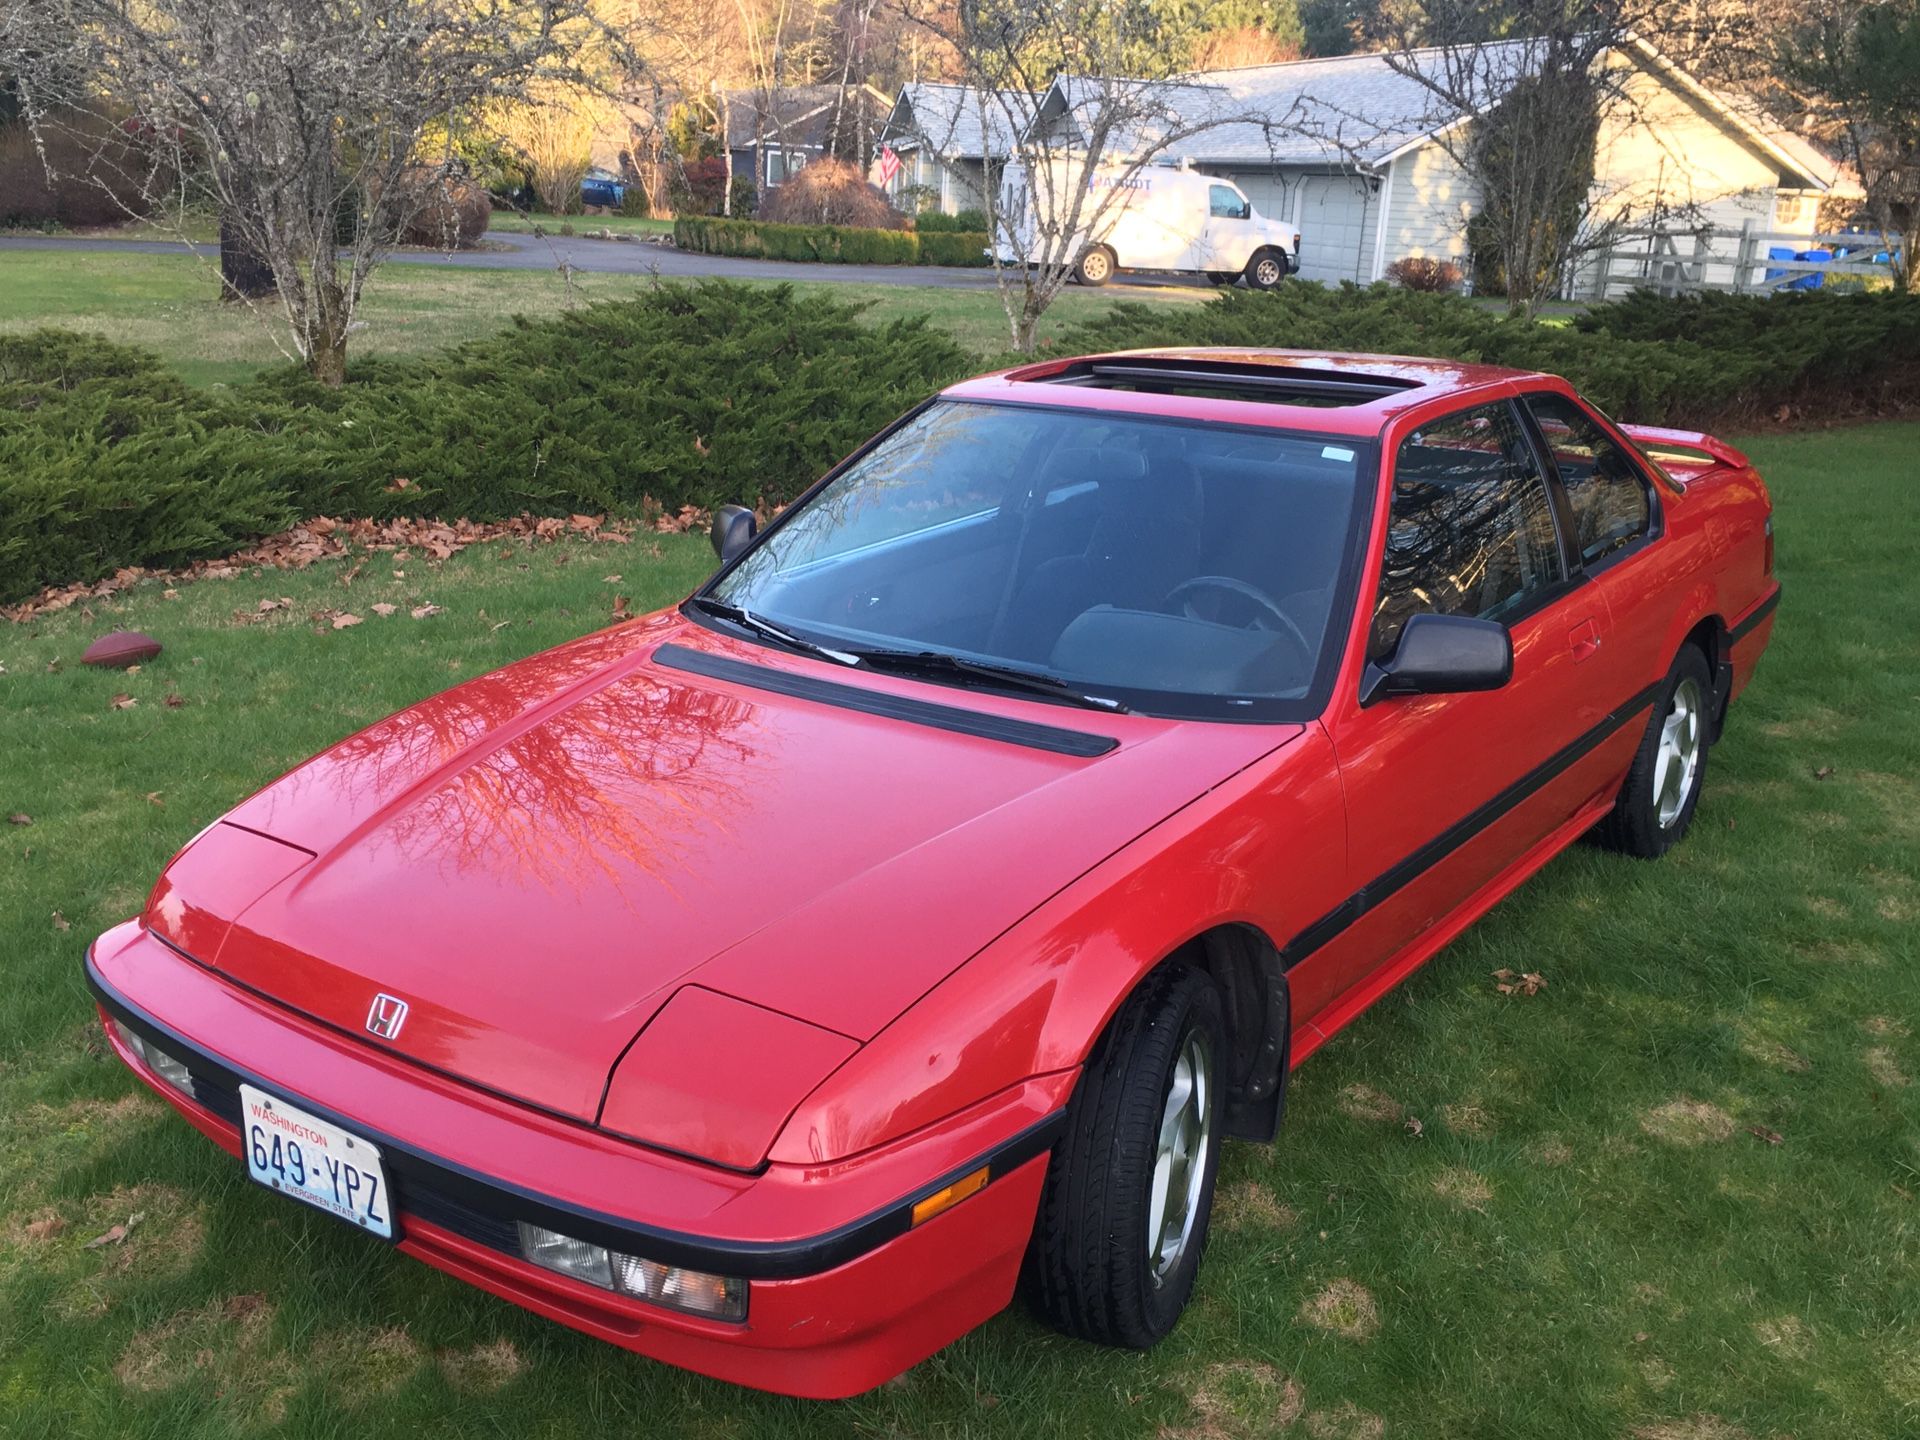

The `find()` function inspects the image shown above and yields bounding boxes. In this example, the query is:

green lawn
[1,422,1915,1437]
[0,247,1211,384]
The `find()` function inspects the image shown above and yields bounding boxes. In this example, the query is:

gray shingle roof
[883,82,1034,159]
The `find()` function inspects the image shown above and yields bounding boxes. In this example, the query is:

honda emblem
[365,993,409,1040]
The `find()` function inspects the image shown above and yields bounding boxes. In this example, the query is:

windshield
[700,400,1369,720]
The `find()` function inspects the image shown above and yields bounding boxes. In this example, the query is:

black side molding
[653,643,1118,759]
[1729,585,1780,643]
[1279,680,1664,970]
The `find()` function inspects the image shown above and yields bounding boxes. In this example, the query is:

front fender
[767,726,1345,1164]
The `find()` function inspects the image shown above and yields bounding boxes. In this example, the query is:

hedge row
[674,216,990,267]
[1051,282,1920,430]
[0,283,974,604]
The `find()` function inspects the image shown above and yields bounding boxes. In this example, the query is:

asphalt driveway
[0,229,1208,292]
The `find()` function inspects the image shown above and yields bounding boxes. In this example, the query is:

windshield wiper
[848,648,1129,714]
[687,597,860,666]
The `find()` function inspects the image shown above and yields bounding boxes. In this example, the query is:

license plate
[239,1084,394,1239]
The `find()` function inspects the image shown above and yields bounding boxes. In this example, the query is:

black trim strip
[1730,585,1781,643]
[86,954,1065,1281]
[653,643,1118,758]
[1280,681,1664,970]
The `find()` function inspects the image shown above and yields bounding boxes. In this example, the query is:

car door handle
[1568,618,1602,662]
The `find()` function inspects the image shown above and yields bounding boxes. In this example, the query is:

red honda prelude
[90,349,1778,1397]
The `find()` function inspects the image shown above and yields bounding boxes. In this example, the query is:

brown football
[81,631,163,669]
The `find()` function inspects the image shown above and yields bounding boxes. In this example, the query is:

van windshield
[698,401,1370,720]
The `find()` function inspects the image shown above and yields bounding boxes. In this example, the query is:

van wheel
[1244,249,1287,290]
[1075,245,1116,287]
[1024,966,1225,1348]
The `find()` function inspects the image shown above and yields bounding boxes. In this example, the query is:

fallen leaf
[371,603,398,617]
[410,603,443,619]
[490,620,511,632]
[110,693,137,710]
[1813,765,1834,781]
[602,574,622,584]
[84,1212,145,1249]
[256,597,285,614]
[124,664,141,676]
[163,693,184,709]
[162,589,179,600]
[1748,1125,1784,1146]
[332,613,363,630]
[6,814,30,827]
[385,476,413,493]
[51,910,72,930]
[1493,968,1547,997]
[145,792,164,808]
[611,595,631,620]
[1404,1116,1424,1139]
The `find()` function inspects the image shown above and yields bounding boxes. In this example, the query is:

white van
[995,159,1299,289]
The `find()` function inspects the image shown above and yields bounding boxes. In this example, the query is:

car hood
[175,614,1301,1122]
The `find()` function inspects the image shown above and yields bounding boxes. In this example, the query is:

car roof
[941,347,1563,439]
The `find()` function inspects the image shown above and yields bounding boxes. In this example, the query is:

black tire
[1595,645,1713,858]
[1024,966,1226,1349]
[1075,245,1116,287]
[1205,270,1237,286]
[1244,248,1288,290]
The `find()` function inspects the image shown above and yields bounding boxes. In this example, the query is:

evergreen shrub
[0,284,973,602]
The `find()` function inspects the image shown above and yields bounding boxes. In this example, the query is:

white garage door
[1295,174,1372,285]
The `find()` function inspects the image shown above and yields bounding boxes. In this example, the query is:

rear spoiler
[1618,424,1751,470]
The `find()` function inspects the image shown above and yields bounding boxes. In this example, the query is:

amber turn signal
[910,1166,990,1227]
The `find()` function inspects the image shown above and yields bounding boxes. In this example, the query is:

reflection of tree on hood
[319,624,759,898]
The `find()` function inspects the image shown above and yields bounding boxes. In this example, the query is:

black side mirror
[710,504,756,563]
[1360,613,1513,706]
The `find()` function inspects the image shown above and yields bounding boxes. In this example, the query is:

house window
[766,148,808,187]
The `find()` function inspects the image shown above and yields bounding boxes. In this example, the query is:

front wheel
[1024,966,1225,1348]
[1075,245,1116,287]
[1244,248,1288,290]
[1595,645,1713,858]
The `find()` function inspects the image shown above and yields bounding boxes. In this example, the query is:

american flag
[878,145,901,187]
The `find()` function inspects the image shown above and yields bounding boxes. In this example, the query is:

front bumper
[88,921,1069,1398]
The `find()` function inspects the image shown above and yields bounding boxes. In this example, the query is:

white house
[881,36,1838,293]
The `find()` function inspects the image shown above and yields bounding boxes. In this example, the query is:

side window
[1524,392,1652,566]
[1209,184,1249,219]
[1369,403,1565,662]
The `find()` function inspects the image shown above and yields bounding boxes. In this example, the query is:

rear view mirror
[1361,613,1513,705]
[710,504,757,563]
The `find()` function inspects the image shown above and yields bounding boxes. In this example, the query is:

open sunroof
[1038,357,1422,407]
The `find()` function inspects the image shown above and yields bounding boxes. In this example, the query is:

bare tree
[16,0,596,385]
[1367,0,1653,315]
[901,0,1291,353]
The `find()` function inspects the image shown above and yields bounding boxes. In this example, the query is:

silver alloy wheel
[1253,255,1282,286]
[1147,1028,1214,1285]
[1653,675,1705,828]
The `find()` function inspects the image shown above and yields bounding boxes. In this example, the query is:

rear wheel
[1024,966,1225,1348]
[1075,245,1116,287]
[1244,248,1287,290]
[1595,645,1713,858]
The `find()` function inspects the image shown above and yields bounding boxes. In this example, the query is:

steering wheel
[1162,575,1313,669]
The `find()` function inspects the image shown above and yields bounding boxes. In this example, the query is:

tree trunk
[308,327,348,386]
